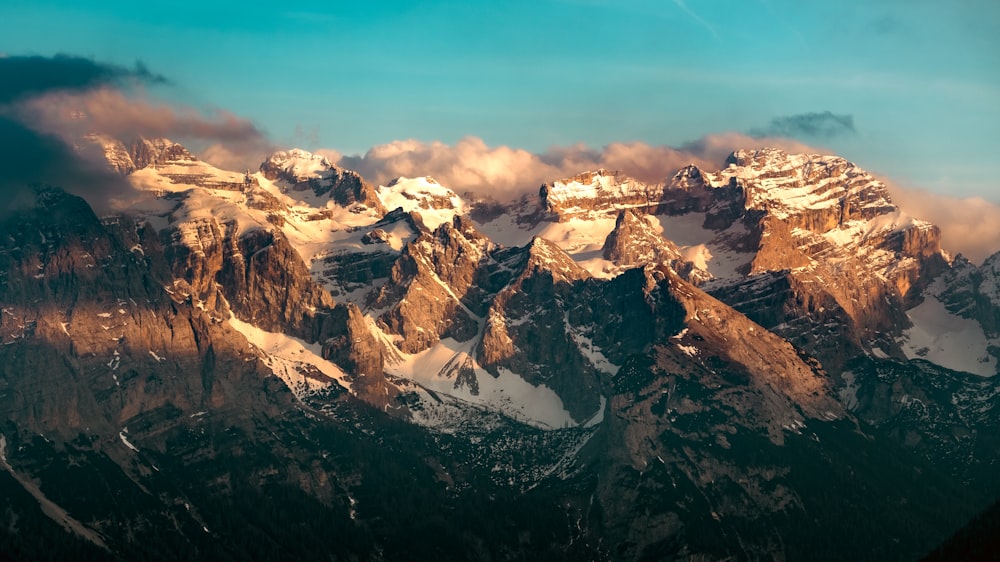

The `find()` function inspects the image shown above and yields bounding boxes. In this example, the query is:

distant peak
[725,147,793,168]
[264,148,330,166]
[260,148,345,184]
[554,169,628,186]
[88,135,196,174]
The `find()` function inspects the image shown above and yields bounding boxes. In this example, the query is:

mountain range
[1,135,998,560]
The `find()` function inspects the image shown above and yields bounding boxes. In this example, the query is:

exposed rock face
[159,214,332,340]
[541,169,663,218]
[260,149,386,214]
[0,187,283,439]
[478,238,601,421]
[372,215,487,353]
[321,304,387,400]
[129,137,197,169]
[937,251,1000,337]
[315,209,419,300]
[153,193,390,405]
[601,209,700,280]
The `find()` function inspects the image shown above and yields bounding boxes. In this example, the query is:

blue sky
[2,0,998,198]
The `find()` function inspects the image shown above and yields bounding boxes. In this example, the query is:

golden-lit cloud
[333,133,829,200]
[12,87,275,171]
[886,184,1000,265]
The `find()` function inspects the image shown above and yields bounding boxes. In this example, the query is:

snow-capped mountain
[0,137,997,560]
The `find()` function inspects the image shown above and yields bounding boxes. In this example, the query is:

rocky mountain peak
[375,176,465,230]
[725,146,796,168]
[84,135,197,175]
[260,148,386,213]
[130,137,195,169]
[540,169,657,218]
[718,149,896,229]
[260,148,334,183]
[525,236,590,283]
[601,209,696,278]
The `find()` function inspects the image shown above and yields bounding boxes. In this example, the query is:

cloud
[750,111,856,140]
[331,132,829,201]
[338,137,564,200]
[0,54,271,184]
[199,139,277,172]
[0,54,164,105]
[884,183,1000,264]
[0,55,170,212]
[13,87,274,170]
[0,116,134,216]
[0,54,270,209]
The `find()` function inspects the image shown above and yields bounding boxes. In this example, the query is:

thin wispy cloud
[672,0,720,41]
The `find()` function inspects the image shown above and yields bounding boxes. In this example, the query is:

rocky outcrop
[602,209,676,265]
[478,238,601,421]
[371,215,487,353]
[540,169,664,218]
[261,149,386,214]
[0,187,284,439]
[155,193,391,402]
[129,137,197,169]
[937,252,1000,338]
[602,209,702,280]
[159,213,336,341]
[321,304,388,403]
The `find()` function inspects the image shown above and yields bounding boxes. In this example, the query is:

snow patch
[382,330,577,430]
[654,213,752,282]
[839,371,859,410]
[376,177,466,230]
[119,428,139,452]
[677,344,699,357]
[227,314,350,395]
[901,296,997,377]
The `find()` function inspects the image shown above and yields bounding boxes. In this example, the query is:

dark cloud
[0,116,134,216]
[750,111,856,140]
[0,54,270,199]
[0,54,170,212]
[0,54,164,105]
